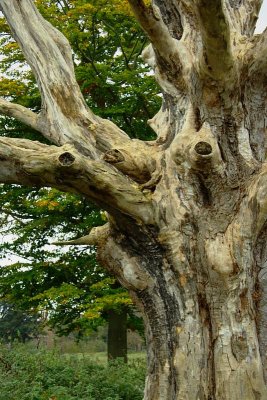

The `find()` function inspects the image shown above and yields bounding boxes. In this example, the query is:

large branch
[128,0,178,55]
[128,0,243,104]
[195,0,236,85]
[194,0,264,84]
[0,0,159,183]
[0,97,157,183]
[224,0,263,37]
[0,0,98,156]
[0,96,157,184]
[128,0,187,91]
[245,28,267,78]
[0,138,154,224]
[0,99,38,131]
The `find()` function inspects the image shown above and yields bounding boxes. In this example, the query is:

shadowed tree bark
[0,0,267,398]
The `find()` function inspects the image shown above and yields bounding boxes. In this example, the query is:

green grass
[64,351,146,365]
[0,344,146,400]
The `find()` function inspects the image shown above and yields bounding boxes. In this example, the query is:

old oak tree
[0,0,267,399]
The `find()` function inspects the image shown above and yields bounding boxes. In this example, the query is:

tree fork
[1,0,267,399]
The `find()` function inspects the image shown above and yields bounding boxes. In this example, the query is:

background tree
[0,301,43,344]
[0,0,158,360]
[0,0,267,399]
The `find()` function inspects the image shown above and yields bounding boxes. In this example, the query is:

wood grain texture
[0,0,267,398]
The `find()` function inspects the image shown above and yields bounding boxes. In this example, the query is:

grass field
[0,344,146,400]
[64,351,146,365]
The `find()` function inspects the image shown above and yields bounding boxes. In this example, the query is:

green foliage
[0,302,43,343]
[34,0,159,140]
[0,345,146,400]
[0,186,141,338]
[0,0,157,336]
[0,0,160,139]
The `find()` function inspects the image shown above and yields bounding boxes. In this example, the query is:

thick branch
[246,28,267,78]
[0,0,158,182]
[0,138,154,223]
[0,99,157,183]
[128,0,174,55]
[0,0,98,155]
[0,99,38,131]
[195,0,235,84]
[128,0,186,90]
[225,0,263,37]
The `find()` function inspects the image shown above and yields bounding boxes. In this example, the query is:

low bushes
[0,345,146,400]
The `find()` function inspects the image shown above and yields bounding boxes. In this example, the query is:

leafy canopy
[0,0,160,336]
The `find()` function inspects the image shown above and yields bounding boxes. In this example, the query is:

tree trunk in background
[107,308,127,363]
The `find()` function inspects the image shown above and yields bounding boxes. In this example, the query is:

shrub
[0,345,146,400]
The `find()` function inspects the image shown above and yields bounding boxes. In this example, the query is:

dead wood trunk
[98,180,267,399]
[1,0,267,399]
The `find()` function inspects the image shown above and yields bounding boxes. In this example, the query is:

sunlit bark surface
[0,0,267,398]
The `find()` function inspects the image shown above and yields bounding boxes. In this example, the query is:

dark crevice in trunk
[115,223,183,396]
[254,223,267,383]
[138,287,180,397]
[229,0,242,8]
[198,293,216,399]
[154,0,183,40]
[196,174,212,207]
[195,107,202,131]
[244,81,267,162]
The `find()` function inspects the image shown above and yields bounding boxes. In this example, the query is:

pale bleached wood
[0,99,39,131]
[245,27,267,78]
[195,0,236,85]
[53,224,110,246]
[0,0,158,182]
[0,137,154,223]
[128,0,187,91]
[0,0,267,399]
[0,0,97,156]
[0,96,156,182]
[224,0,263,36]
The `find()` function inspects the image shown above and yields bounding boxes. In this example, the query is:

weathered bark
[1,0,267,399]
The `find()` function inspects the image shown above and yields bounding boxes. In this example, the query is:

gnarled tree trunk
[0,0,267,398]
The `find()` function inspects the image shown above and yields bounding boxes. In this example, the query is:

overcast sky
[256,1,267,33]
